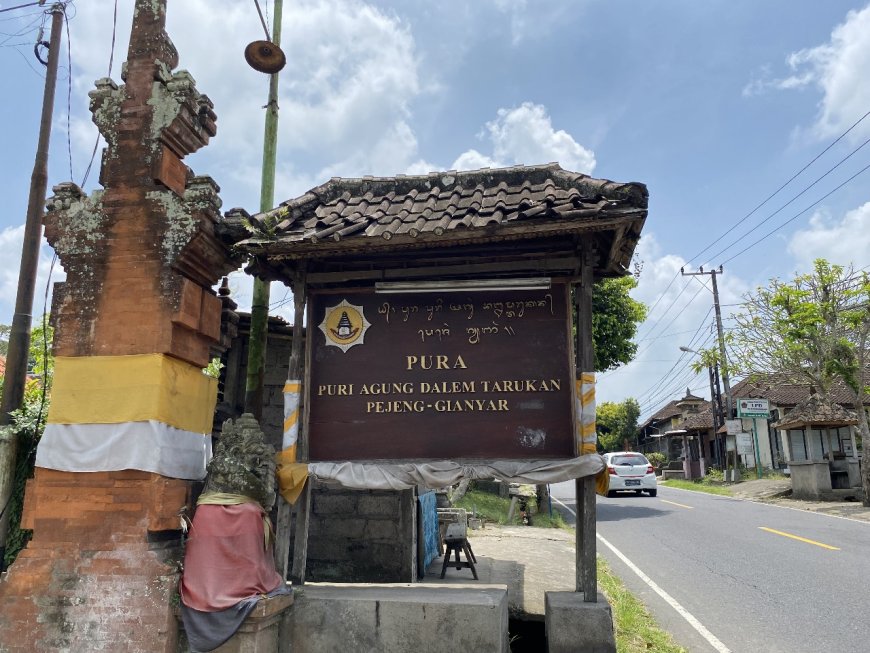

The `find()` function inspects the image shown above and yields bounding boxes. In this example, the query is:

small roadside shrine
[773,393,860,500]
[223,164,648,628]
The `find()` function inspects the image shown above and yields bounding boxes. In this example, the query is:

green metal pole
[244,0,284,419]
[752,418,763,479]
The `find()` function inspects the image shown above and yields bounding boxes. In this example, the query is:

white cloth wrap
[36,420,213,480]
[308,454,605,490]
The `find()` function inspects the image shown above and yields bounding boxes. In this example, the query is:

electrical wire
[64,3,73,181]
[79,0,118,189]
[634,277,692,342]
[0,1,45,13]
[636,330,716,408]
[722,160,870,266]
[629,316,714,403]
[635,107,870,343]
[640,332,717,408]
[640,278,709,348]
[706,133,870,265]
[686,107,870,267]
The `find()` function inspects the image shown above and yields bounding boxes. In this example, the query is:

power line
[635,107,870,340]
[722,160,870,266]
[686,107,870,267]
[641,278,709,346]
[637,331,716,409]
[706,133,870,264]
[635,277,692,342]
[0,2,45,15]
[79,0,118,188]
[641,383,710,420]
[633,326,715,405]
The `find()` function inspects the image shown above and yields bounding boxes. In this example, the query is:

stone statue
[203,413,276,511]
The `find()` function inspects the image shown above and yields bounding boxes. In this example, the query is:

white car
[603,452,657,497]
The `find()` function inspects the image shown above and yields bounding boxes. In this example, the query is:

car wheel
[648,490,657,497]
[606,490,616,498]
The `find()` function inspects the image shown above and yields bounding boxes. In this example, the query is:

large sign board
[737,398,770,418]
[307,284,574,461]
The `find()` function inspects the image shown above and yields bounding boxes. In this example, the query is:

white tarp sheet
[308,454,605,490]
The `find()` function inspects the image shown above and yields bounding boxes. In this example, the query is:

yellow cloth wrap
[275,448,308,505]
[196,492,272,549]
[196,492,259,506]
[596,468,610,496]
[47,354,218,433]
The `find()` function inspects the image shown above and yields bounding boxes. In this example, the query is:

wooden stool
[440,536,478,580]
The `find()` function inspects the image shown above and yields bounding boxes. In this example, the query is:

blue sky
[2,0,869,419]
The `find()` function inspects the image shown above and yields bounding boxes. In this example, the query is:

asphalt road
[550,481,870,653]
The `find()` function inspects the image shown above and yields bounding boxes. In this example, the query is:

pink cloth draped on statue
[180,502,283,612]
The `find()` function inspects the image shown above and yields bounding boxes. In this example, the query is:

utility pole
[681,266,732,416]
[244,0,284,419]
[0,3,65,570]
[682,265,738,479]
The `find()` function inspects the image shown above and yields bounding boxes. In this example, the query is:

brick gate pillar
[0,1,238,650]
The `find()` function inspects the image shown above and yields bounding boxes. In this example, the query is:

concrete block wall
[281,585,509,653]
[297,486,416,583]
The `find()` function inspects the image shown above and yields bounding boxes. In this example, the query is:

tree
[0,324,10,357]
[0,315,53,567]
[728,260,870,505]
[596,398,641,452]
[592,276,648,372]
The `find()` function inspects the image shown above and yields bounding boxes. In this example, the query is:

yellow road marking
[661,499,694,510]
[759,527,840,550]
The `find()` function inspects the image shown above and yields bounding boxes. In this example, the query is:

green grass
[453,489,569,528]
[598,556,688,653]
[659,479,733,496]
[456,486,686,651]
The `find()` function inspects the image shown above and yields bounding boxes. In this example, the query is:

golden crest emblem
[318,299,371,352]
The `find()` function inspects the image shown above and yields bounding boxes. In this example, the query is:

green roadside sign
[737,398,769,418]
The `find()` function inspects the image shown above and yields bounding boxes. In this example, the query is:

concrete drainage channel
[509,616,546,651]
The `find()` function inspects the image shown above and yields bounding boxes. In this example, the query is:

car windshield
[610,455,648,466]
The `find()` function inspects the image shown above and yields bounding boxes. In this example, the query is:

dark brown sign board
[307,283,575,461]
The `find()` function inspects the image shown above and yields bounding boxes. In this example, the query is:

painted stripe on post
[282,379,302,455]
[576,373,597,454]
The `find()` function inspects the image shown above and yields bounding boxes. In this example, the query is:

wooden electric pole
[0,3,65,569]
[680,266,732,416]
[681,265,741,480]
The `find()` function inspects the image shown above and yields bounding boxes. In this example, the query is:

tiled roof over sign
[224,163,647,276]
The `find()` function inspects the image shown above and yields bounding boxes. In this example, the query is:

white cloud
[451,102,596,173]
[744,5,870,140]
[64,0,424,201]
[451,149,499,171]
[492,0,529,46]
[597,233,750,419]
[787,202,870,271]
[0,226,65,326]
[488,0,572,47]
